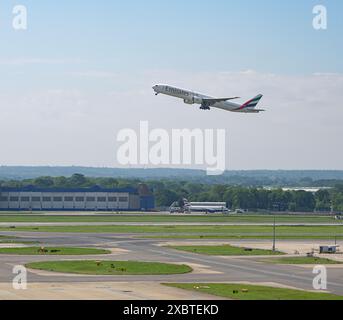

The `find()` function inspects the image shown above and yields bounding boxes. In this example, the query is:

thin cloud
[0,70,342,169]
[68,71,118,78]
[0,58,86,66]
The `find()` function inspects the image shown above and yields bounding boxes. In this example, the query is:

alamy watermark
[0,4,27,30]
[12,265,27,290]
[313,5,327,30]
[12,5,27,30]
[313,265,327,291]
[116,121,226,175]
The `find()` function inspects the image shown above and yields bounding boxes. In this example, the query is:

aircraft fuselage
[153,84,264,113]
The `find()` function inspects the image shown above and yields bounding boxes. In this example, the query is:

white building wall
[9,192,20,209]
[0,190,134,211]
[0,192,9,209]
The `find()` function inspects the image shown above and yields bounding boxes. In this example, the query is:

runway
[1,230,343,299]
[1,222,342,227]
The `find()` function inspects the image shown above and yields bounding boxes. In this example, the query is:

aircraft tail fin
[240,94,263,109]
[183,198,190,205]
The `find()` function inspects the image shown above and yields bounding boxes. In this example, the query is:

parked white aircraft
[153,84,265,113]
[184,202,229,214]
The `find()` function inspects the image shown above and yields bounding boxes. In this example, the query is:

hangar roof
[0,186,138,194]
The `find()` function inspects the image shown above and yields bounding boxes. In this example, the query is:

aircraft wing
[202,97,240,103]
[200,97,240,110]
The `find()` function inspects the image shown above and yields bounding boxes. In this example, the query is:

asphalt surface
[1,231,343,296]
[1,222,342,227]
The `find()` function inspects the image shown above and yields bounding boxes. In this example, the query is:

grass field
[1,224,343,240]
[164,283,343,300]
[262,256,343,265]
[0,214,340,223]
[26,260,192,275]
[169,245,284,256]
[0,247,111,255]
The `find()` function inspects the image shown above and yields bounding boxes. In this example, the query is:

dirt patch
[108,247,130,255]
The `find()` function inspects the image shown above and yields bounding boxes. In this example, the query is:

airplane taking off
[152,84,265,113]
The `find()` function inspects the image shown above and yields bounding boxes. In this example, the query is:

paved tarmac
[0,231,343,299]
[1,222,342,227]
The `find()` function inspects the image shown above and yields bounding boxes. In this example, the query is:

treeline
[152,181,343,212]
[1,174,343,212]
[2,167,343,187]
[0,174,140,190]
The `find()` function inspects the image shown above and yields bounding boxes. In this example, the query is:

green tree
[155,189,179,207]
[292,190,315,212]
[33,176,54,188]
[315,189,331,211]
[68,174,87,187]
[332,191,343,212]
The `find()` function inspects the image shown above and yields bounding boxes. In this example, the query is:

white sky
[1,70,342,170]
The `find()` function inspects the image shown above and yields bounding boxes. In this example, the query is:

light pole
[272,215,276,252]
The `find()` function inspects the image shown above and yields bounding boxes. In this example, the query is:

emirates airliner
[153,84,266,113]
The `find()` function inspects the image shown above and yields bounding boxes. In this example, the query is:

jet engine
[193,96,203,104]
[183,96,203,105]
[183,99,194,104]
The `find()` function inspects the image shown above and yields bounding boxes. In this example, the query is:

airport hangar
[0,184,155,211]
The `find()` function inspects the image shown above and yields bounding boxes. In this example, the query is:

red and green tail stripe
[238,94,263,109]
